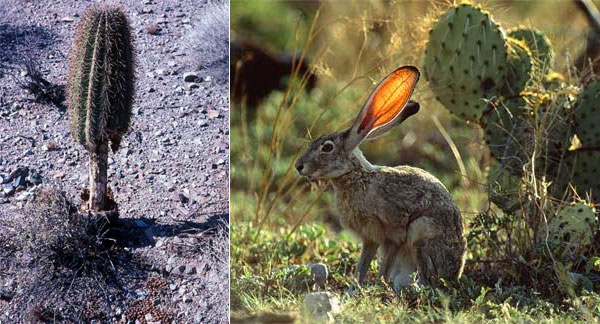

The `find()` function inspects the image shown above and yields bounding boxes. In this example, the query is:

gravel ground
[0,0,229,323]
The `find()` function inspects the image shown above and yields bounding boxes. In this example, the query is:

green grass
[231,222,600,323]
[231,0,600,322]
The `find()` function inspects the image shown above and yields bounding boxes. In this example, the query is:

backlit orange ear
[357,66,420,135]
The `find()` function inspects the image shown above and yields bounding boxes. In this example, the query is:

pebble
[27,171,41,184]
[308,263,328,288]
[171,265,186,275]
[2,183,14,195]
[207,109,220,118]
[16,190,35,201]
[185,264,196,275]
[303,292,340,324]
[135,220,148,228]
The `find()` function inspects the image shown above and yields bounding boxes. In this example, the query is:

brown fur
[297,133,467,289]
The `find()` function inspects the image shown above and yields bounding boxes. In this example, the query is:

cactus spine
[67,3,135,211]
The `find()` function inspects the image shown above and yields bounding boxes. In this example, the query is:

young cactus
[67,3,135,211]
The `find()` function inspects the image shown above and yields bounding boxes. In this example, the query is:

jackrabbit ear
[344,66,420,150]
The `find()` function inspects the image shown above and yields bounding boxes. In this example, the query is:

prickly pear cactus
[423,3,508,122]
[67,3,135,211]
[481,96,530,173]
[565,150,600,198]
[488,162,522,213]
[531,91,574,162]
[508,27,554,70]
[502,38,533,96]
[548,203,597,248]
[573,80,600,148]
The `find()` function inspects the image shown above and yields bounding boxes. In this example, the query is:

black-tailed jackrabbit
[296,66,466,289]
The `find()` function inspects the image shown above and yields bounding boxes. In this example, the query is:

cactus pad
[508,27,554,70]
[548,203,596,247]
[573,80,600,148]
[502,38,533,96]
[566,150,600,199]
[424,4,508,122]
[67,3,135,152]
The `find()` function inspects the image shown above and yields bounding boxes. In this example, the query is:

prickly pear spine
[67,3,135,211]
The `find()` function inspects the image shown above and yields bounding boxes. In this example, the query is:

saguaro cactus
[67,3,135,211]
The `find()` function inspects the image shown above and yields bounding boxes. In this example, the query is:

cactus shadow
[115,212,229,249]
[0,23,58,77]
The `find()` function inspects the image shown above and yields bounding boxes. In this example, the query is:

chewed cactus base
[79,187,119,224]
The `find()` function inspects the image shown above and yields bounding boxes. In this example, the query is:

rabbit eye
[321,141,334,152]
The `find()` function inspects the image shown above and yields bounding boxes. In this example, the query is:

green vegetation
[231,0,600,322]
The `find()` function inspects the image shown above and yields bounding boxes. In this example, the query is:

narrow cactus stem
[89,141,109,210]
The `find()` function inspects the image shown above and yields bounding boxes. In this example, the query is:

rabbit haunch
[296,66,467,289]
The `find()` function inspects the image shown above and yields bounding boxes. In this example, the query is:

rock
[308,263,328,288]
[135,220,148,228]
[185,264,197,275]
[171,265,186,275]
[144,227,155,242]
[144,313,154,322]
[183,72,199,83]
[16,190,34,201]
[178,193,189,204]
[42,141,56,151]
[13,175,26,187]
[9,167,28,180]
[2,183,14,195]
[146,24,159,35]
[27,171,41,185]
[303,292,340,324]
[207,110,220,119]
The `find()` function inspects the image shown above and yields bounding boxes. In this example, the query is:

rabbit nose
[296,162,304,174]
